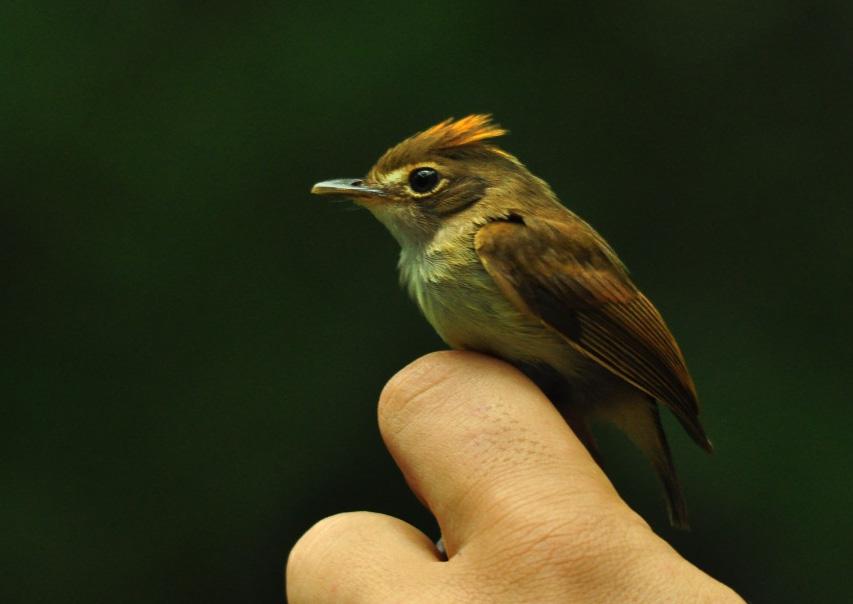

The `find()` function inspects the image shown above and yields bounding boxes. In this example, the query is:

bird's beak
[311,178,385,200]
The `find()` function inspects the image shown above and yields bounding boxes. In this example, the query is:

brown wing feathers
[475,214,712,452]
[576,299,711,451]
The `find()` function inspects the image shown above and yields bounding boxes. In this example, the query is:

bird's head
[312,115,552,248]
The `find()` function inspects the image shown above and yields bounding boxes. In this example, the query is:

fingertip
[379,351,478,423]
[378,351,537,441]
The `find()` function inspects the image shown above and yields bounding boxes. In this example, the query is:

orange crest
[371,115,508,176]
[415,114,507,150]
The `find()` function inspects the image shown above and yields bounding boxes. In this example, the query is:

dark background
[3,2,851,602]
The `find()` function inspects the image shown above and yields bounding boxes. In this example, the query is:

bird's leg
[527,366,604,467]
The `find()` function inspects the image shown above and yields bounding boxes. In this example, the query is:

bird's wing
[474,212,711,451]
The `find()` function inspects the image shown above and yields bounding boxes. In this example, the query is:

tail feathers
[533,368,693,529]
[648,405,690,529]
[604,396,691,529]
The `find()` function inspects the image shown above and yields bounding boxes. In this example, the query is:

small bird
[311,115,712,528]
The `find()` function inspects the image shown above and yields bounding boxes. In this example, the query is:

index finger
[378,351,637,556]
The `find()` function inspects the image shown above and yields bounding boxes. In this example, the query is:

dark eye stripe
[431,176,487,216]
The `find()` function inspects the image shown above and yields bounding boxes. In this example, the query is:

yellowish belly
[411,258,584,379]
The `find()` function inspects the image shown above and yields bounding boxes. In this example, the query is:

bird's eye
[408,167,440,194]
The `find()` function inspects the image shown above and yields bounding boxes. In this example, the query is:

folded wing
[475,212,712,452]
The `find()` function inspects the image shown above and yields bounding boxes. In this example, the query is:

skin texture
[286,352,744,603]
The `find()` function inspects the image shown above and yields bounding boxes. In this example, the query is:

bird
[311,114,712,529]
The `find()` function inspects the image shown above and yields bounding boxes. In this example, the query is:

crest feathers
[371,114,509,176]
[416,114,507,150]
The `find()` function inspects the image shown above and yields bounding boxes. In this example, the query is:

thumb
[286,512,440,603]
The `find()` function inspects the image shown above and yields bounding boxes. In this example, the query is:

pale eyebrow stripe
[379,163,440,185]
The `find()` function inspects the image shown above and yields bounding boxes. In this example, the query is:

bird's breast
[398,234,583,377]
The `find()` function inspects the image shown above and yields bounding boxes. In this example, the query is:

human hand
[287,351,743,603]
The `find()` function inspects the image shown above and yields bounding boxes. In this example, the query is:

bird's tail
[619,400,690,530]
[601,393,690,529]
[646,403,689,529]
[532,368,690,528]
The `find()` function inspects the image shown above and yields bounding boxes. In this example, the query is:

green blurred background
[3,2,851,602]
